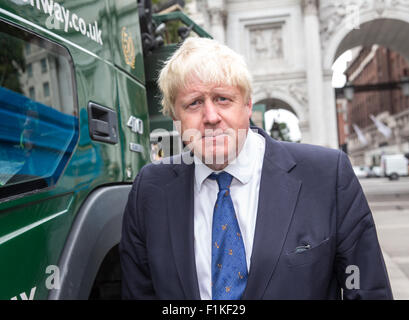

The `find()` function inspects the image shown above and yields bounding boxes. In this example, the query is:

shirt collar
[194,129,264,191]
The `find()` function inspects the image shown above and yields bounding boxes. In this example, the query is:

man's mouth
[202,129,229,138]
[203,134,226,138]
[202,134,230,142]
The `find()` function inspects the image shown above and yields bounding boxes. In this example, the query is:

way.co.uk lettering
[20,0,103,45]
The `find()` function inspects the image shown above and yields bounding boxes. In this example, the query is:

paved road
[360,176,409,300]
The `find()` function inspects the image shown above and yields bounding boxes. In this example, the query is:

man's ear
[246,98,253,119]
[171,110,178,122]
[173,118,182,134]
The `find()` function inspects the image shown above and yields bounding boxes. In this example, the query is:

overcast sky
[332,50,353,88]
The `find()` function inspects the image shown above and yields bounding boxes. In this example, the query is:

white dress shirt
[193,128,266,300]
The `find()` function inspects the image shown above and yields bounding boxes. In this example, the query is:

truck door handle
[88,102,118,144]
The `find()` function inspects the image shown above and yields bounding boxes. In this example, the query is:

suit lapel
[242,131,302,300]
[166,155,201,300]
[165,131,301,300]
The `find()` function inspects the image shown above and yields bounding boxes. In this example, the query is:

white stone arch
[322,7,409,71]
[252,87,307,121]
[191,0,409,148]
[252,88,310,142]
[319,2,409,149]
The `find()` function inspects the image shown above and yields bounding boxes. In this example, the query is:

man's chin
[187,137,239,166]
[196,148,239,167]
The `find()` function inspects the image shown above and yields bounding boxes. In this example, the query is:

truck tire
[389,173,399,180]
[89,245,121,300]
[48,185,131,300]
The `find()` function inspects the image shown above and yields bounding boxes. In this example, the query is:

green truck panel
[0,0,210,299]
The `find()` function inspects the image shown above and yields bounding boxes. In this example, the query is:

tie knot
[209,171,233,191]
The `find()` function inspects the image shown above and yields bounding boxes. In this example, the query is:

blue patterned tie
[209,172,248,300]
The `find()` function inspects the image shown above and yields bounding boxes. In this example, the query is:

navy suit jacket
[119,127,393,300]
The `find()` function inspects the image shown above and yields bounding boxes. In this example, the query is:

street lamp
[270,121,281,140]
[335,70,409,99]
[344,82,354,101]
[400,76,409,97]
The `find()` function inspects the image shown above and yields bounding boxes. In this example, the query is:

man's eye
[187,100,201,108]
[217,97,229,102]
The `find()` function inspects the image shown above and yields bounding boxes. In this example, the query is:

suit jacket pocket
[285,236,333,268]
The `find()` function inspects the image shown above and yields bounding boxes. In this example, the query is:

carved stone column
[206,0,226,43]
[302,0,329,146]
[302,0,319,15]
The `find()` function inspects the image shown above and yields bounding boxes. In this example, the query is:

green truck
[0,0,210,299]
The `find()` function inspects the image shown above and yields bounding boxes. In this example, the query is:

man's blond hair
[157,37,253,118]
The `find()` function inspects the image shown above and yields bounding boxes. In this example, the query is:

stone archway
[252,87,310,142]
[319,1,409,149]
[319,2,409,166]
[322,16,409,71]
[254,97,302,141]
[189,0,409,148]
[256,98,295,115]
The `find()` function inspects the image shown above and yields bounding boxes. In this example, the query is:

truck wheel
[89,245,121,300]
[389,173,399,181]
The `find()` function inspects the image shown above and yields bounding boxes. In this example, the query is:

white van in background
[381,154,409,180]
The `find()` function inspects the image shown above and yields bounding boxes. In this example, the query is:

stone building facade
[186,0,409,150]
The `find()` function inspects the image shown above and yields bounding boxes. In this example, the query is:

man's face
[173,79,252,170]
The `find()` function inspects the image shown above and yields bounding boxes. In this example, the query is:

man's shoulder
[273,140,342,168]
[280,141,340,157]
[253,127,341,167]
[138,152,193,184]
[267,140,347,184]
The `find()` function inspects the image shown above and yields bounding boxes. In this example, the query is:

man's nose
[203,99,221,124]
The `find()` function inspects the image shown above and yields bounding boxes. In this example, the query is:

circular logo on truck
[121,27,136,69]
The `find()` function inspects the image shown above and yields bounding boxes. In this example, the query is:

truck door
[0,17,79,299]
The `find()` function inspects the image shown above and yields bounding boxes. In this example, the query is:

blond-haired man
[120,38,392,300]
